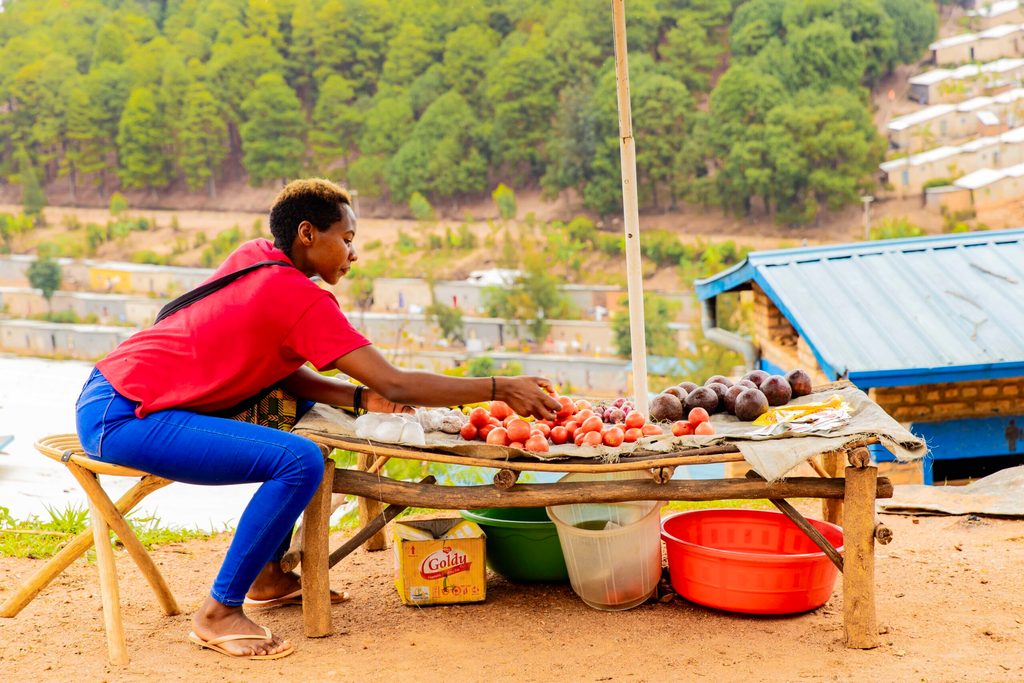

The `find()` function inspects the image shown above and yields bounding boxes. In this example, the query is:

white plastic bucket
[545,471,663,611]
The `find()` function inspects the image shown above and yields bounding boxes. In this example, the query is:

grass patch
[0,504,221,559]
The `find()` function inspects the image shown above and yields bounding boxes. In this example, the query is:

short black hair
[269,179,353,256]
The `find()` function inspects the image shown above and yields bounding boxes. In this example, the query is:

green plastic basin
[460,507,569,582]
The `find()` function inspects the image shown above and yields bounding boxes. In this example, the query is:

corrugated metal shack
[695,229,1024,484]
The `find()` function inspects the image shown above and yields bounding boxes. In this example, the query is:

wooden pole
[822,451,844,525]
[302,458,335,638]
[843,463,880,649]
[356,452,388,551]
[1,475,171,618]
[611,0,649,418]
[87,475,130,666]
[66,464,180,616]
[333,468,892,509]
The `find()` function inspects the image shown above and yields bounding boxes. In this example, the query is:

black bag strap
[155,260,292,324]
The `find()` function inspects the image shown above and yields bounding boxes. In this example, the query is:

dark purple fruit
[736,379,758,391]
[664,386,688,400]
[685,386,720,416]
[760,375,793,406]
[650,393,683,422]
[786,369,813,398]
[704,375,733,388]
[734,388,769,421]
[677,381,699,394]
[742,370,769,388]
[724,384,746,414]
[704,382,729,412]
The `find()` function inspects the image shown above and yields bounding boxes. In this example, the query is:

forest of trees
[0,0,937,224]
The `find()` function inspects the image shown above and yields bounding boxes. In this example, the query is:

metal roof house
[695,229,1024,484]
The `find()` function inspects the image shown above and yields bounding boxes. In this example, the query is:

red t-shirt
[97,239,371,417]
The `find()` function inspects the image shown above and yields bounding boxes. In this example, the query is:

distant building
[930,24,1024,65]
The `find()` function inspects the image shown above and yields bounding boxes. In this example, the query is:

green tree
[62,83,107,202]
[27,256,62,311]
[492,183,517,221]
[774,21,865,92]
[309,75,362,175]
[178,83,229,196]
[240,73,306,186]
[482,26,558,176]
[380,22,437,88]
[611,294,680,358]
[204,36,285,124]
[117,87,172,191]
[14,147,46,218]
[427,300,465,345]
[880,0,937,64]
[659,16,723,94]
[441,24,499,97]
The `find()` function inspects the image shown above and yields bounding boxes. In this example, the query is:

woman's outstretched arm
[331,345,561,420]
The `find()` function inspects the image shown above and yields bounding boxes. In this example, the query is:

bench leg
[66,464,180,616]
[88,483,130,666]
[0,475,171,618]
[302,458,334,638]
[843,464,880,649]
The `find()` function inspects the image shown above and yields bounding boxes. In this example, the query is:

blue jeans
[75,368,324,607]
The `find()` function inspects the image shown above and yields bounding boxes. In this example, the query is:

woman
[76,179,560,660]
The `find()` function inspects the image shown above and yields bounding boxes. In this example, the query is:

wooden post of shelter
[611,0,649,419]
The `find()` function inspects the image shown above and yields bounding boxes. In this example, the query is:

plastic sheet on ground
[879,466,1024,517]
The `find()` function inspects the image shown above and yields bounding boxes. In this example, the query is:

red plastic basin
[661,509,844,615]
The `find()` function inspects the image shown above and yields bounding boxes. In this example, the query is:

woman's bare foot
[246,561,301,601]
[245,561,347,603]
[191,597,291,658]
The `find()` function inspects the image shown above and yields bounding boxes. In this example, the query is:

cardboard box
[393,516,486,606]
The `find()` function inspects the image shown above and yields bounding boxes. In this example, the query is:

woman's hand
[496,376,561,421]
[364,388,415,414]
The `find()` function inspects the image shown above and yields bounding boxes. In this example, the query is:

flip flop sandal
[244,588,351,609]
[188,625,294,660]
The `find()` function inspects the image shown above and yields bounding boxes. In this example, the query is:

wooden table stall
[288,424,898,650]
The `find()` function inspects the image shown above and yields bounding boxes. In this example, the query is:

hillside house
[967,0,1024,30]
[694,230,1024,484]
[930,24,1024,65]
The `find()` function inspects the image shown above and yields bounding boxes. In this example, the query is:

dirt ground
[1,503,1022,683]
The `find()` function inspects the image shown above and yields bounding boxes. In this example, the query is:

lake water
[0,356,724,530]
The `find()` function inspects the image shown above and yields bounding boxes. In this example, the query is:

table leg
[843,463,879,649]
[302,458,335,638]
[821,452,843,526]
[356,452,388,551]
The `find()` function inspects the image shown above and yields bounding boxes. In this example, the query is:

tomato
[509,441,524,449]
[574,430,587,446]
[459,423,478,441]
[694,421,715,435]
[469,407,490,429]
[506,418,532,443]
[671,421,693,437]
[489,400,513,420]
[503,415,517,428]
[524,434,549,453]
[623,427,643,443]
[539,419,556,429]
[489,416,501,426]
[688,407,710,428]
[532,422,551,438]
[641,424,663,436]
[580,416,603,434]
[486,427,509,446]
[581,431,604,446]
[550,426,569,445]
[575,409,595,424]
[603,427,625,447]
[478,424,495,440]
[624,410,646,430]
[564,420,579,434]
[556,396,576,420]
[574,399,593,412]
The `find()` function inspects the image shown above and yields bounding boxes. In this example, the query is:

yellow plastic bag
[752,394,851,426]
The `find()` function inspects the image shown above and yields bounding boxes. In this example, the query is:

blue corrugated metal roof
[693,229,1024,387]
